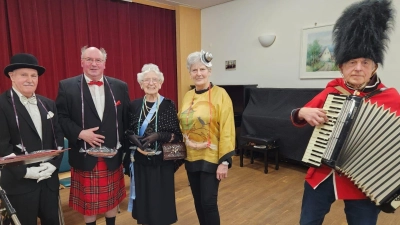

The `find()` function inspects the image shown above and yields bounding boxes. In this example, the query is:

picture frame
[225,60,236,70]
[299,24,340,79]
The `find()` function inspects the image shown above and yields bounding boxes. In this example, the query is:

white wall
[201,0,400,89]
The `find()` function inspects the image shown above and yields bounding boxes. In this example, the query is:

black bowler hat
[3,53,46,77]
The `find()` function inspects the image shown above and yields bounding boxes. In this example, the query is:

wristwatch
[221,161,229,166]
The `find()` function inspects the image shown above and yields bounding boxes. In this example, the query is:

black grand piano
[239,88,323,162]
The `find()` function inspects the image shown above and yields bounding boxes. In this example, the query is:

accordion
[302,93,400,213]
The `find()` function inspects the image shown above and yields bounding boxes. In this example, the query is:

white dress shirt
[84,75,105,121]
[13,87,42,140]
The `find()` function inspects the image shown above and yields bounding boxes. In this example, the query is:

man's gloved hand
[3,153,16,159]
[37,174,52,182]
[141,133,160,148]
[24,165,47,180]
[125,130,144,150]
[2,153,25,167]
[37,162,57,182]
[39,162,57,175]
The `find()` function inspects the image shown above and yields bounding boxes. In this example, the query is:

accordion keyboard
[302,94,347,167]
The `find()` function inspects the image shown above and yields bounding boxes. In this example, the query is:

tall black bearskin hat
[333,0,395,66]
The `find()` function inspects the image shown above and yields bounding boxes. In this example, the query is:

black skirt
[132,162,177,225]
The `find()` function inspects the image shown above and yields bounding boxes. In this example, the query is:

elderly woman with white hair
[179,51,235,225]
[124,63,182,225]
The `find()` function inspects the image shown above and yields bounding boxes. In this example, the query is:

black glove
[125,130,144,150]
[141,133,160,148]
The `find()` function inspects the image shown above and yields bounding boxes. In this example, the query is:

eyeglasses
[82,57,104,64]
[142,78,160,84]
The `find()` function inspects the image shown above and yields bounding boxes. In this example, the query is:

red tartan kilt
[69,158,126,216]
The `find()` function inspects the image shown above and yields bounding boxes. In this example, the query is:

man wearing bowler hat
[0,53,64,225]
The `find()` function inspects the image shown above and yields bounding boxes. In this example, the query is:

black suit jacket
[0,89,64,195]
[55,75,130,171]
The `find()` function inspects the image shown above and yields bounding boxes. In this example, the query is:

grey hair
[137,63,164,84]
[81,46,108,61]
[186,51,212,72]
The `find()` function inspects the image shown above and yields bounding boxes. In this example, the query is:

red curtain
[0,0,177,103]
[0,0,12,90]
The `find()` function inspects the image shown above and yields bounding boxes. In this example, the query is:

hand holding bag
[162,142,187,160]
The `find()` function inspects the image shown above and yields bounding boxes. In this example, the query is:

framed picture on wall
[299,24,341,79]
[225,60,236,70]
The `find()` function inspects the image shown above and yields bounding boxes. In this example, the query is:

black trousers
[7,182,59,225]
[187,171,220,225]
[300,175,380,225]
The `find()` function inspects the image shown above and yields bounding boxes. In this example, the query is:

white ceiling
[146,0,234,9]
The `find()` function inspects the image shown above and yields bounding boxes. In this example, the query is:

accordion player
[293,0,400,224]
[302,92,400,212]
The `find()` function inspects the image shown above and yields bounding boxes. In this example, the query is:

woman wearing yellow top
[179,50,235,225]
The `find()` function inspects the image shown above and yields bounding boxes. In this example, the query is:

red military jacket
[292,78,400,199]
